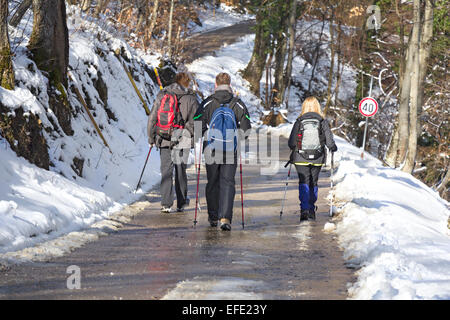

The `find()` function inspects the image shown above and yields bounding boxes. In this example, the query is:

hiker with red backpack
[288,96,337,221]
[193,73,251,231]
[147,72,199,213]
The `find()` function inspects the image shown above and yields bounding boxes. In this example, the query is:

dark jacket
[194,86,251,141]
[288,112,337,165]
[147,82,199,148]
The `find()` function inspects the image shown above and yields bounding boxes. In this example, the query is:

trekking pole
[329,152,334,217]
[135,145,153,193]
[239,151,245,229]
[280,160,292,220]
[193,138,203,227]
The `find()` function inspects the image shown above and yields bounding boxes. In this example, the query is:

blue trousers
[295,165,321,211]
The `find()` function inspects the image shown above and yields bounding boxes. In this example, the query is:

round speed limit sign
[359,97,378,117]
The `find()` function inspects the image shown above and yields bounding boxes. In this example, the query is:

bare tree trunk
[402,0,421,173]
[416,0,434,136]
[436,165,449,200]
[324,7,335,116]
[167,0,175,58]
[385,121,399,166]
[307,16,325,95]
[264,52,273,109]
[386,5,420,168]
[94,0,110,18]
[147,0,160,41]
[28,0,69,87]
[81,0,91,12]
[272,31,287,107]
[9,0,32,28]
[242,7,270,96]
[0,0,15,90]
[136,0,148,30]
[28,0,72,135]
[333,21,343,107]
[403,0,434,173]
[272,1,290,107]
[283,0,298,109]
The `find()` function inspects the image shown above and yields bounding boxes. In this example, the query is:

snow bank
[332,137,450,299]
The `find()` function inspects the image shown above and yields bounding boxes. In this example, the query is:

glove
[330,145,338,152]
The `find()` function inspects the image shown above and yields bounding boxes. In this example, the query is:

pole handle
[284,160,291,168]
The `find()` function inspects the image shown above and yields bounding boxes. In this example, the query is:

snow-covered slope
[0,6,161,258]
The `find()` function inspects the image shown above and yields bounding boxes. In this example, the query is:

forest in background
[0,0,448,200]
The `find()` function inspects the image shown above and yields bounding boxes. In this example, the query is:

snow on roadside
[331,136,450,300]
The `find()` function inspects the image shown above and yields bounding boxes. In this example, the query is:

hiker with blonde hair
[288,97,337,221]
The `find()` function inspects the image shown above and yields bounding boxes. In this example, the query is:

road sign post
[359,81,378,159]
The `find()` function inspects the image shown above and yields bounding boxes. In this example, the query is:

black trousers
[295,164,321,186]
[160,148,188,208]
[205,163,237,223]
[295,164,322,211]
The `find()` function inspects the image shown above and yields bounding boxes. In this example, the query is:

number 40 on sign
[359,97,378,117]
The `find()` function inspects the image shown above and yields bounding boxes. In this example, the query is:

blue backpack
[207,98,239,152]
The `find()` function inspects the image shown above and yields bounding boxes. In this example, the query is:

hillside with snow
[0,2,449,300]
[1,5,162,257]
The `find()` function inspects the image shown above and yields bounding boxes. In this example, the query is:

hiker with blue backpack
[193,73,251,231]
[288,96,337,221]
[147,72,199,213]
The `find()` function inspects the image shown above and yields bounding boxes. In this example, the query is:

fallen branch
[68,72,112,154]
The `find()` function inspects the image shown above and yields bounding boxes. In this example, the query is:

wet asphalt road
[0,136,355,299]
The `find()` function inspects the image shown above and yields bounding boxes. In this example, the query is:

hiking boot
[161,206,172,213]
[220,218,231,231]
[308,206,317,220]
[208,218,218,227]
[308,209,316,220]
[300,210,308,221]
[176,198,190,212]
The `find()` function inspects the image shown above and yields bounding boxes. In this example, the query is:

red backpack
[155,92,185,141]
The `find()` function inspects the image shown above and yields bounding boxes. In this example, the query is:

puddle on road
[161,276,266,300]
